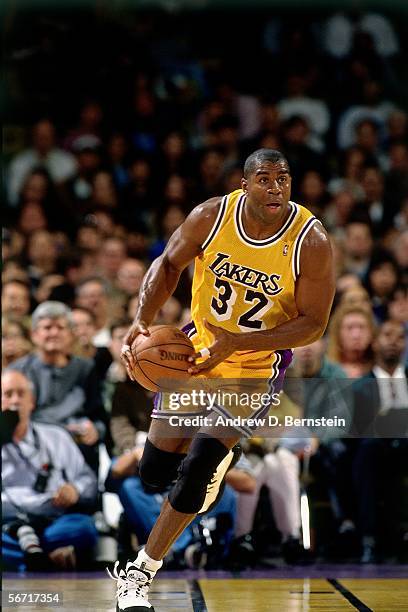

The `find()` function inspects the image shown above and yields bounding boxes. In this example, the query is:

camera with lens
[33,464,53,493]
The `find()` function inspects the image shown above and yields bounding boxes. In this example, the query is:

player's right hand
[121,320,150,381]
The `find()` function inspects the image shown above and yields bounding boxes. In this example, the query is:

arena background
[2,0,408,609]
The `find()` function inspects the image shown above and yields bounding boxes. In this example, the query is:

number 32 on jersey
[210,278,272,331]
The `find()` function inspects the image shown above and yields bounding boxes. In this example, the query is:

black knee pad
[139,438,186,492]
[168,435,230,514]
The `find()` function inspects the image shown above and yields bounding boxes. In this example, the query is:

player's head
[241,149,291,224]
[243,149,290,179]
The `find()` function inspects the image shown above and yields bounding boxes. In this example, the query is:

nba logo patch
[283,244,289,256]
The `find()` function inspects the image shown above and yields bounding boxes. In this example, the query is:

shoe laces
[107,560,152,600]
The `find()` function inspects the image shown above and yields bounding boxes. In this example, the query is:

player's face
[242,161,292,224]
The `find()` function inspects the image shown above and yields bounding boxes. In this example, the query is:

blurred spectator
[46,253,84,307]
[327,147,366,199]
[292,338,350,438]
[2,229,26,262]
[7,119,77,207]
[71,307,112,380]
[7,301,107,472]
[59,136,103,221]
[387,110,408,145]
[35,274,66,305]
[162,174,191,210]
[323,190,357,235]
[339,285,372,312]
[212,78,261,141]
[387,285,408,365]
[18,169,53,206]
[327,304,376,378]
[298,170,328,214]
[195,148,225,201]
[149,204,186,261]
[350,320,408,562]
[2,319,32,368]
[96,237,127,285]
[355,120,388,170]
[358,166,389,233]
[277,73,330,152]
[391,229,408,277]
[121,156,156,231]
[75,277,111,347]
[157,131,191,180]
[2,260,30,286]
[289,339,353,552]
[105,319,152,453]
[2,280,31,325]
[335,273,362,298]
[364,250,401,322]
[106,132,130,190]
[337,81,396,150]
[155,296,183,326]
[76,221,103,253]
[343,221,374,278]
[127,295,139,321]
[63,100,104,152]
[386,143,408,219]
[234,440,310,566]
[26,230,59,290]
[210,114,242,169]
[221,165,243,194]
[17,170,63,233]
[90,170,119,211]
[116,258,146,298]
[1,370,98,571]
[281,115,325,187]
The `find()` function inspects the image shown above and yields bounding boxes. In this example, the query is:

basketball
[131,325,195,391]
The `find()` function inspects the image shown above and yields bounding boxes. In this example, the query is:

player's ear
[241,177,248,192]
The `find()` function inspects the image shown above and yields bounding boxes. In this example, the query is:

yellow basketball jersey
[188,189,318,378]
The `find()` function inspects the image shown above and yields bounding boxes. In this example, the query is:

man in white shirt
[1,370,99,571]
[372,321,408,414]
[351,320,407,563]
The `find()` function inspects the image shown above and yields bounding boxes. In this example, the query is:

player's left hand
[52,483,80,508]
[188,319,239,374]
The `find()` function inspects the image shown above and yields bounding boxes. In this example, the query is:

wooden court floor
[3,576,408,612]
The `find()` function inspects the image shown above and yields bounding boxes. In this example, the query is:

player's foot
[108,560,156,611]
[198,443,242,515]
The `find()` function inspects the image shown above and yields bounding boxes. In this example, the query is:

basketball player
[110,149,335,611]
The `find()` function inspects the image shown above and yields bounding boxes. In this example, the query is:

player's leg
[137,417,194,494]
[144,431,241,560]
[110,426,240,611]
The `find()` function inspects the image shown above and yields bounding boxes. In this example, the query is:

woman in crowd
[327,304,376,378]
[2,318,32,367]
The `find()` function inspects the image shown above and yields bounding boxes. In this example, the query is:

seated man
[350,319,408,563]
[106,441,255,567]
[8,301,107,472]
[1,370,99,571]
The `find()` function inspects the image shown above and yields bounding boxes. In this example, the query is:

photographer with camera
[1,370,99,571]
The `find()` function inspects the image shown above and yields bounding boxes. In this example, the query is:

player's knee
[168,436,230,514]
[139,438,186,492]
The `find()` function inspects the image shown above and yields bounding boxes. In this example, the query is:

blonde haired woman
[327,305,376,378]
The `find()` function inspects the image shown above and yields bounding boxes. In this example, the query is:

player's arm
[122,197,221,375]
[190,223,335,373]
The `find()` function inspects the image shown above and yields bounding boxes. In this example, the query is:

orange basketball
[131,325,195,392]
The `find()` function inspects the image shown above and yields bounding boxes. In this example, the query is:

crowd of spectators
[2,7,408,571]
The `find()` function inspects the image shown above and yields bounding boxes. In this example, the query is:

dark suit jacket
[351,369,408,438]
